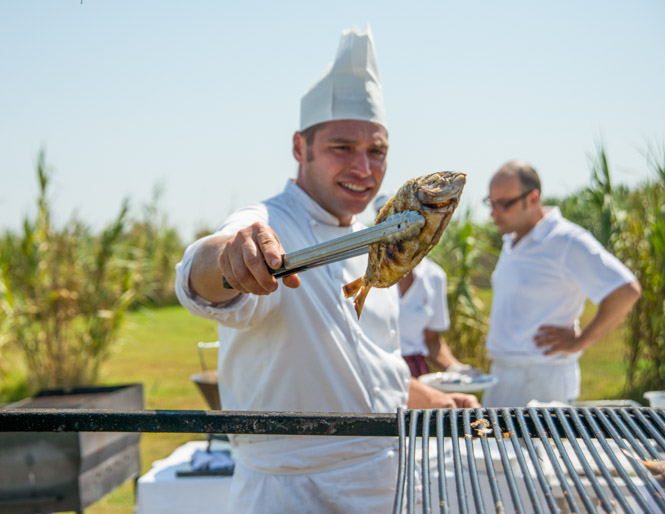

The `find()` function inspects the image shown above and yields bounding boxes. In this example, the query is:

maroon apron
[403,354,429,378]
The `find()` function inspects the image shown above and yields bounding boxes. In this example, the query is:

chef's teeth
[342,183,366,192]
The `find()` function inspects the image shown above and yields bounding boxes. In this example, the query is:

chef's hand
[422,390,480,409]
[408,378,481,408]
[533,325,581,355]
[219,222,301,295]
[190,222,300,303]
[446,392,481,408]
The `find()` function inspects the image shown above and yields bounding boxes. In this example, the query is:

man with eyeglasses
[481,160,641,407]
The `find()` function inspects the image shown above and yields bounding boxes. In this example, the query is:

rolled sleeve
[174,235,275,329]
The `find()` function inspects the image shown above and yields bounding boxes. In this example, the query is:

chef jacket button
[389,329,396,337]
[373,386,381,395]
[310,220,318,227]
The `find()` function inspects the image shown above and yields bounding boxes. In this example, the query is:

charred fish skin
[343,171,466,318]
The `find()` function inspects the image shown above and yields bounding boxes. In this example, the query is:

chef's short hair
[300,123,322,162]
[499,160,541,193]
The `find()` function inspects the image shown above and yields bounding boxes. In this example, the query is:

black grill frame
[1,406,664,513]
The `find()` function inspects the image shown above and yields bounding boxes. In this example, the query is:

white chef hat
[299,25,387,132]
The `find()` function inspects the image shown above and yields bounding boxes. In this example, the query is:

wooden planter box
[0,384,143,514]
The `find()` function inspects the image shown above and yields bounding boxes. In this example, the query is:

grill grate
[394,407,665,513]
[1,406,664,512]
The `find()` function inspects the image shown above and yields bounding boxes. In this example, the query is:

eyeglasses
[483,189,534,211]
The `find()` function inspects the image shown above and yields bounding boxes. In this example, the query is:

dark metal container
[0,384,143,514]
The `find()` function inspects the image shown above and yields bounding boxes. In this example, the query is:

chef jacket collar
[285,179,357,227]
[530,206,561,242]
[502,206,562,246]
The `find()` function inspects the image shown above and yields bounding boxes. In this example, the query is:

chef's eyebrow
[327,137,355,145]
[326,137,389,150]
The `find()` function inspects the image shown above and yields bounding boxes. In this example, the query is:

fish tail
[342,277,364,298]
[353,286,371,319]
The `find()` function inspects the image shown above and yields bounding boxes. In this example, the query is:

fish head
[415,171,467,213]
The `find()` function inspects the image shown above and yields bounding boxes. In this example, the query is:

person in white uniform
[175,26,479,513]
[482,160,641,407]
[373,194,480,378]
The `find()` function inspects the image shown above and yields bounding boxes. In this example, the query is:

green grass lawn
[6,301,637,513]
[88,305,219,514]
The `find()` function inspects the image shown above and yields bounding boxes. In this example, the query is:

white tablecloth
[135,441,233,514]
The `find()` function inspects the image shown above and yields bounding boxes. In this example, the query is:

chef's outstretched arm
[190,221,300,303]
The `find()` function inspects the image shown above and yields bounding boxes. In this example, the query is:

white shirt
[486,207,637,366]
[175,180,410,473]
[398,258,450,357]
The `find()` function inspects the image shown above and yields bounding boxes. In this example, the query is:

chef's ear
[293,132,306,164]
[529,189,541,206]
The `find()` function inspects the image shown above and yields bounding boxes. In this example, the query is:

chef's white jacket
[398,258,450,358]
[176,180,411,511]
[483,207,636,407]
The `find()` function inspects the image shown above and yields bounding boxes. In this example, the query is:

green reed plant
[430,210,499,371]
[126,185,182,307]
[614,148,665,397]
[581,145,665,399]
[0,151,141,391]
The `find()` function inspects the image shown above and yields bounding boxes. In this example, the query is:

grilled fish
[343,171,466,318]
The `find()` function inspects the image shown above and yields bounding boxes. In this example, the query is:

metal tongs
[222,211,425,289]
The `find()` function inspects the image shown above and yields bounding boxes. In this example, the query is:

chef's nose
[351,151,371,176]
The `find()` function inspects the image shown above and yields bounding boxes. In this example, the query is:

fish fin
[342,277,364,298]
[353,285,371,319]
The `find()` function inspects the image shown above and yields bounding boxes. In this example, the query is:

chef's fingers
[253,222,285,270]
[282,274,301,289]
[222,224,279,294]
[220,240,271,295]
[452,393,480,408]
[533,325,570,345]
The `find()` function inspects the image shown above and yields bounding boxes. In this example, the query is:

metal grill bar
[408,409,419,513]
[463,409,487,513]
[2,407,664,512]
[421,409,432,514]
[473,408,503,511]
[394,408,407,514]
[450,410,469,514]
[435,409,450,514]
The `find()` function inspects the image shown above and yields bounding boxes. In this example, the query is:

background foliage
[0,152,181,397]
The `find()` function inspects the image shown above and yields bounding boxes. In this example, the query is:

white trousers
[482,359,580,408]
[228,444,422,514]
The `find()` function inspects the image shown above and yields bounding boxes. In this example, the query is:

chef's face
[487,173,537,235]
[294,120,388,226]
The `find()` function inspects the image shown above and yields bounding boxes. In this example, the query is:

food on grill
[470,418,493,438]
[622,448,665,485]
[343,171,466,318]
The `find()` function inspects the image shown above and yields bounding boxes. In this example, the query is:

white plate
[418,371,498,393]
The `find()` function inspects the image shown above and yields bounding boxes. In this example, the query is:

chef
[175,25,479,513]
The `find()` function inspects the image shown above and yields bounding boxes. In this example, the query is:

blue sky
[2,1,664,241]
